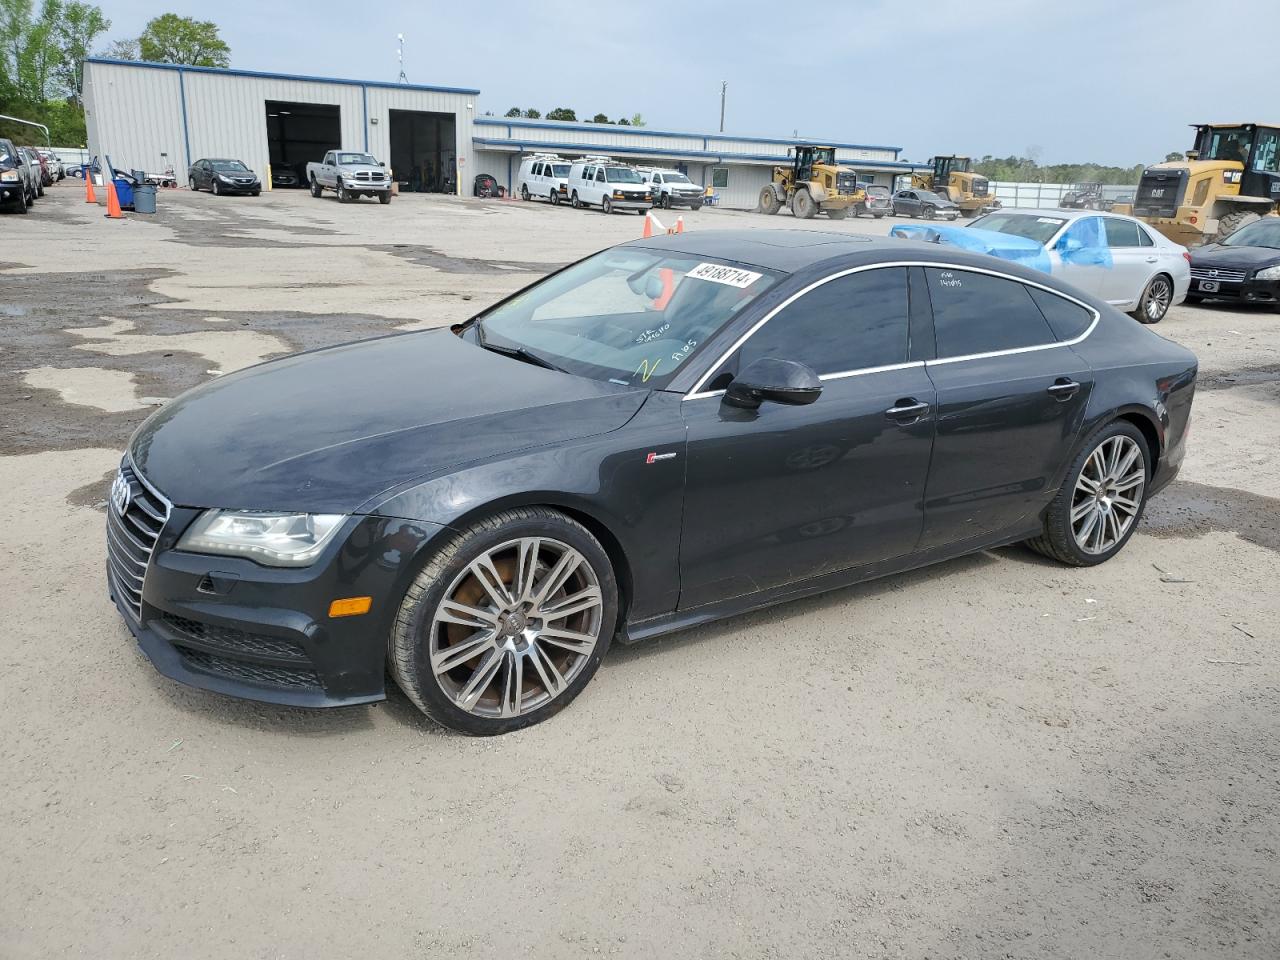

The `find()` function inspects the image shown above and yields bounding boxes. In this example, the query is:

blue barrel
[112,177,135,209]
[133,183,157,214]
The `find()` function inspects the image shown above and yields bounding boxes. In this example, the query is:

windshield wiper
[473,322,564,372]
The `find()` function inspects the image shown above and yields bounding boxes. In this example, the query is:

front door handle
[1047,378,1081,401]
[885,398,931,421]
[1145,256,1159,263]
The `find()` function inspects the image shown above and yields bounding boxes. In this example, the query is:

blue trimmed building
[82,58,923,207]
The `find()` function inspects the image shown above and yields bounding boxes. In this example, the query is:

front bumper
[216,179,260,193]
[1,183,23,202]
[665,192,704,207]
[1190,275,1280,305]
[342,179,391,192]
[110,508,451,708]
[608,199,652,210]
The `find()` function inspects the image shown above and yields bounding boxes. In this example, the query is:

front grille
[622,191,646,201]
[106,461,169,621]
[972,178,989,197]
[354,171,386,182]
[159,613,309,662]
[1134,169,1185,218]
[1191,266,1248,282]
[175,646,322,690]
[836,173,860,196]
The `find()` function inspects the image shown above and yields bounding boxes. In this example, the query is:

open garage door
[265,101,340,187]
[389,109,457,193]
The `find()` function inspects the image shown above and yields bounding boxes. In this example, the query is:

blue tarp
[889,224,1054,273]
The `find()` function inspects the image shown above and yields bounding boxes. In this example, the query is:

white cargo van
[517,154,572,204]
[567,157,652,214]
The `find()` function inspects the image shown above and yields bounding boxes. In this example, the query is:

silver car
[969,208,1190,323]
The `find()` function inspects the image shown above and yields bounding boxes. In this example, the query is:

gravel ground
[2,184,1278,959]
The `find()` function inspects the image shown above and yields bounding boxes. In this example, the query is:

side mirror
[380,161,386,167]
[1058,236,1084,254]
[724,358,822,409]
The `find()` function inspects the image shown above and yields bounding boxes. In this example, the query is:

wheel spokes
[432,630,496,675]
[457,648,506,712]
[538,586,602,622]
[437,599,500,630]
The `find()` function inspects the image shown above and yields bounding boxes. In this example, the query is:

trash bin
[133,183,157,214]
[112,177,135,209]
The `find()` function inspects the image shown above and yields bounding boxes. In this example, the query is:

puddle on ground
[72,319,288,374]
[1143,480,1280,554]
[374,244,565,275]
[1197,365,1280,392]
[67,467,116,511]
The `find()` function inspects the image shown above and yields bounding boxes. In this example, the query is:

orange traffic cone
[104,179,124,219]
[85,173,96,204]
[675,216,684,234]
[642,212,653,238]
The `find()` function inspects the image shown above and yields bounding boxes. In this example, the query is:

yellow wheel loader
[911,156,998,218]
[1134,123,1280,246]
[758,145,865,220]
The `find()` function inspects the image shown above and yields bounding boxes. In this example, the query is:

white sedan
[966,208,1191,323]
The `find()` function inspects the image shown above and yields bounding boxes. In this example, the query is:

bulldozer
[1134,123,1280,245]
[911,156,998,218]
[758,145,865,220]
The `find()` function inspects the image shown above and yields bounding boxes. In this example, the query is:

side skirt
[621,522,1043,644]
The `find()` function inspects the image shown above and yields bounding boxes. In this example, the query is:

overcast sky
[98,0,1271,167]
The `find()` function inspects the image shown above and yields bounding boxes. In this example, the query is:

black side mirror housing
[723,357,822,409]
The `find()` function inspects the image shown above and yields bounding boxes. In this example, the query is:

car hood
[131,330,648,515]
[1192,243,1280,270]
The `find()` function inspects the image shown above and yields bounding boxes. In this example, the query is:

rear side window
[1103,218,1143,248]
[925,268,1056,358]
[738,267,910,375]
[1029,287,1094,341]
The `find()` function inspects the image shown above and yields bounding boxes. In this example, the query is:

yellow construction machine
[911,156,998,218]
[758,145,865,220]
[1134,123,1280,245]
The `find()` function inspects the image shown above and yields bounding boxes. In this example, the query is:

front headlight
[217,174,234,182]
[0,170,18,182]
[177,510,346,566]
[1255,265,1280,281]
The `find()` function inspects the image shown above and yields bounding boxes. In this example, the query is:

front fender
[371,392,687,621]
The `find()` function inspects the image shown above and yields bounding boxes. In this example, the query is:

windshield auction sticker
[687,263,762,288]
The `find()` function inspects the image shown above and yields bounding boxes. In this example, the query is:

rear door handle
[1047,378,1081,401]
[1145,256,1159,263]
[885,398,931,421]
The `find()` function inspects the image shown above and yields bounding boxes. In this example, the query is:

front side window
[735,268,910,376]
[926,268,1056,358]
[476,249,781,389]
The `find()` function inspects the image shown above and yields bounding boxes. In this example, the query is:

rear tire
[571,191,581,208]
[550,190,560,206]
[759,186,781,215]
[1130,273,1173,324]
[602,196,612,214]
[1026,420,1150,567]
[388,507,618,735]
[1214,209,1261,243]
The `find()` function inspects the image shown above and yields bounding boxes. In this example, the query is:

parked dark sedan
[270,164,300,188]
[1186,217,1280,309]
[892,188,960,220]
[189,157,261,195]
[108,231,1197,734]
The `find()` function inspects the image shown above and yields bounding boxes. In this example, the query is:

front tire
[792,188,817,219]
[337,184,349,203]
[1131,273,1172,324]
[212,180,221,196]
[1026,421,1150,566]
[921,204,935,220]
[520,184,530,201]
[571,190,581,208]
[389,507,618,735]
[550,190,560,206]
[310,177,322,198]
[378,191,391,204]
[826,206,848,220]
[602,196,612,214]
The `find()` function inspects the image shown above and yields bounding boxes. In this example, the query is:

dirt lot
[3,184,1278,959]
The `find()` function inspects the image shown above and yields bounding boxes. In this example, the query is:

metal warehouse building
[83,58,924,207]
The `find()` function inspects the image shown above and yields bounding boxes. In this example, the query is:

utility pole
[719,81,727,133]
[397,34,407,84]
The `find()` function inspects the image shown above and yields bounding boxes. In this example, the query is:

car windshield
[551,164,570,176]
[1223,218,1280,250]
[663,172,691,184]
[338,153,377,165]
[475,248,781,389]
[968,212,1067,246]
[211,160,248,172]
[605,167,644,183]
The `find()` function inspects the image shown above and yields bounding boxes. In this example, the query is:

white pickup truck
[306,150,392,204]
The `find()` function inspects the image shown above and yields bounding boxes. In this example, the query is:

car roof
[987,206,1143,224]
[628,228,1074,281]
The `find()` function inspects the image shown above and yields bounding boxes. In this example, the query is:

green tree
[138,13,229,67]
[504,106,521,117]
[546,107,576,121]
[591,112,609,123]
[617,117,629,125]
[523,108,540,119]
[630,113,645,127]
[1164,151,1184,162]
[55,1,108,100]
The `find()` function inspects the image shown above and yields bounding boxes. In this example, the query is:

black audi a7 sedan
[107,230,1197,734]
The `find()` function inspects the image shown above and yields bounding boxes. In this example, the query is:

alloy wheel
[429,537,604,718]
[1071,435,1145,554]
[1144,277,1171,322]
